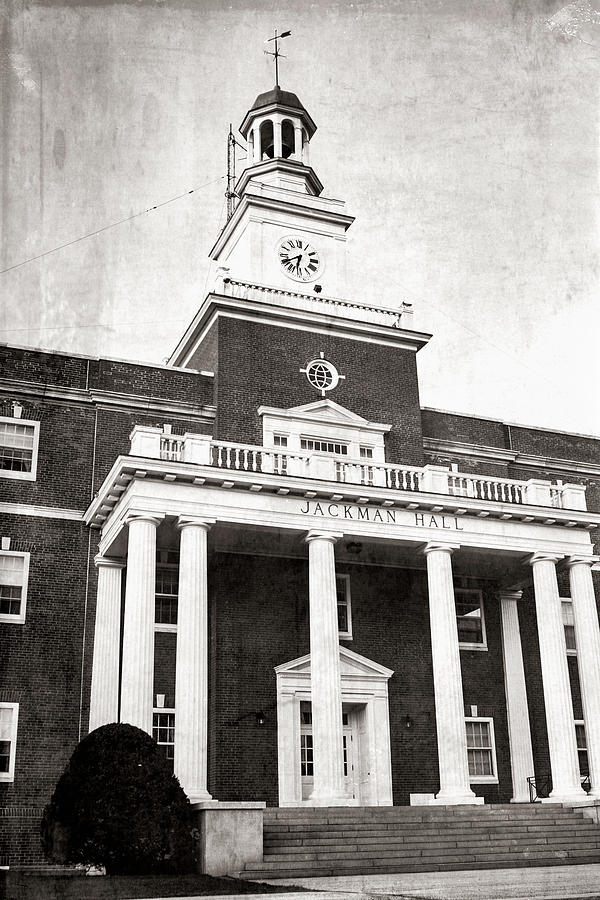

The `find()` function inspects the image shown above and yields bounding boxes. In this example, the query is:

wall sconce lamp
[255,710,266,727]
[404,714,413,730]
[346,541,363,555]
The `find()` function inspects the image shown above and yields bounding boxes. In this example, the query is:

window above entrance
[258,399,391,463]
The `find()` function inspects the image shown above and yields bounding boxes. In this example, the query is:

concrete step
[264,833,600,857]
[242,804,600,880]
[242,854,600,881]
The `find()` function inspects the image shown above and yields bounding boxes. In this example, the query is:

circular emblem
[303,358,341,395]
[277,235,323,283]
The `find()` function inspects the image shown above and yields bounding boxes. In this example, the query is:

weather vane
[265,29,291,87]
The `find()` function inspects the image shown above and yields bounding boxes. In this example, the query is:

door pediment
[275,646,393,680]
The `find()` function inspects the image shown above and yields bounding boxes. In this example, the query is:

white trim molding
[0,702,19,782]
[275,646,394,807]
[0,502,84,521]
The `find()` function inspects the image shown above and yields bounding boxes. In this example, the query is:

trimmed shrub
[41,723,198,875]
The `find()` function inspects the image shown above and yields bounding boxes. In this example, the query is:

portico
[86,435,600,810]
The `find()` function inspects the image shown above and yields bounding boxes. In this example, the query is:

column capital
[124,510,165,528]
[564,555,599,570]
[526,551,562,567]
[305,530,344,545]
[497,589,523,602]
[94,555,125,570]
[422,541,460,556]
[176,516,216,532]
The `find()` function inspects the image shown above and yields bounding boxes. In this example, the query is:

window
[455,588,486,649]
[336,574,352,640]
[155,551,178,628]
[465,717,497,782]
[575,721,589,778]
[0,552,29,624]
[0,418,39,480]
[0,703,19,782]
[300,437,348,455]
[273,434,288,474]
[152,710,175,769]
[300,734,313,777]
[562,600,576,654]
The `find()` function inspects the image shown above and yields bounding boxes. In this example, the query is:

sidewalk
[241,862,600,900]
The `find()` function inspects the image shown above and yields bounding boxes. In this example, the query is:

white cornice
[209,191,354,259]
[170,294,431,368]
[0,501,84,521]
[423,438,600,478]
[0,379,215,421]
[85,453,600,533]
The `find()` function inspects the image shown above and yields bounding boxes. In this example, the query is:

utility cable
[0,175,225,275]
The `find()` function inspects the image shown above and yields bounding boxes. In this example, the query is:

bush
[41,723,198,875]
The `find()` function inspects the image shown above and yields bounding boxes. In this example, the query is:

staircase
[241,804,600,880]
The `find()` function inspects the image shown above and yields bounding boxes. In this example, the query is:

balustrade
[128,427,582,510]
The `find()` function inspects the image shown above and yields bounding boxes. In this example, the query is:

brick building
[1,84,600,873]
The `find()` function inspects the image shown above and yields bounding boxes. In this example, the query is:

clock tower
[171,83,430,465]
[209,86,354,298]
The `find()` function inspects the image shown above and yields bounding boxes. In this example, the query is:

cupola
[236,85,322,196]
[240,85,316,165]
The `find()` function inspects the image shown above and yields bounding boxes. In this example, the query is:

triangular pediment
[275,646,393,680]
[259,399,391,433]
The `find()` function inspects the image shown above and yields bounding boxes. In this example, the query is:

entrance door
[299,701,360,802]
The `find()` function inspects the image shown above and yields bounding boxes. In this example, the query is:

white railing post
[420,465,450,494]
[560,484,587,511]
[182,433,213,465]
[523,479,553,506]
[129,425,162,459]
[309,454,338,481]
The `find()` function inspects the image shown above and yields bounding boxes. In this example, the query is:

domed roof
[240,85,317,138]
[250,86,305,112]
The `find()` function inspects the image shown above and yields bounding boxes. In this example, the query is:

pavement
[240,863,600,900]
[155,863,600,900]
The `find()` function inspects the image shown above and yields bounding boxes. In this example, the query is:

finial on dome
[264,28,291,87]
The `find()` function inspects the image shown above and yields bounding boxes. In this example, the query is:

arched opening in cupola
[260,120,274,159]
[281,119,295,159]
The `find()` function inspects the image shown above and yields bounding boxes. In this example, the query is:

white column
[293,125,302,161]
[424,542,480,805]
[567,555,600,800]
[89,556,124,732]
[252,125,261,163]
[120,512,163,734]
[528,552,586,801]
[499,590,535,802]
[273,119,283,158]
[305,530,346,805]
[174,516,215,803]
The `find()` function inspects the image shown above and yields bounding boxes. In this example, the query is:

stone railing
[128,426,587,511]
[217,276,414,330]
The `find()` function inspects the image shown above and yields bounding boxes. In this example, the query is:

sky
[1,0,599,437]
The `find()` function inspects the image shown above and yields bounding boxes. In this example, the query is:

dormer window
[258,400,392,475]
[300,438,348,456]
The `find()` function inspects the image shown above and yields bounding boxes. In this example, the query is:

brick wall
[202,552,520,805]
[214,318,425,466]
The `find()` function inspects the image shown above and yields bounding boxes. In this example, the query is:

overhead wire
[0,175,226,275]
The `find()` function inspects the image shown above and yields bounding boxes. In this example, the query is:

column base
[433,791,484,806]
[307,794,360,807]
[543,788,589,803]
[188,791,217,805]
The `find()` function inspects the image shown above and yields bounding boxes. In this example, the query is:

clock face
[277,236,323,283]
